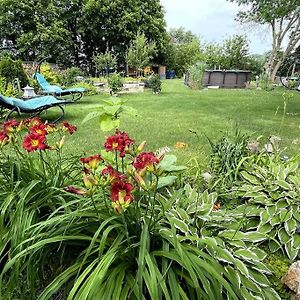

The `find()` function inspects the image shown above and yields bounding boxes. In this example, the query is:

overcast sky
[160,0,272,54]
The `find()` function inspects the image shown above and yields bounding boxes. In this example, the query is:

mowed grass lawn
[49,79,300,164]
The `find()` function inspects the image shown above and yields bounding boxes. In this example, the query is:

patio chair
[0,94,74,123]
[33,72,85,101]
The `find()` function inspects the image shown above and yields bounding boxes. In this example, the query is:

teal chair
[33,73,85,101]
[0,94,74,123]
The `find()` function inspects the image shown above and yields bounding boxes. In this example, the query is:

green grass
[41,79,300,164]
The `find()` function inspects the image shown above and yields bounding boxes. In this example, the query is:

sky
[160,0,272,54]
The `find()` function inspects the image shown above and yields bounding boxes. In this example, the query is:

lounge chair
[0,94,74,123]
[33,72,85,101]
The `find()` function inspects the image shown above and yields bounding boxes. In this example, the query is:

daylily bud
[137,141,146,152]
[64,186,86,195]
[134,172,146,187]
[58,135,66,149]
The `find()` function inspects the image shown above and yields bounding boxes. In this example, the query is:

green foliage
[203,35,250,70]
[107,73,124,94]
[82,97,137,132]
[188,62,206,90]
[0,127,281,299]
[0,0,167,67]
[232,152,300,260]
[93,51,117,77]
[207,130,250,196]
[147,74,162,94]
[0,56,28,90]
[40,63,60,84]
[259,73,273,90]
[265,254,290,299]
[0,118,81,298]
[126,31,156,77]
[61,67,85,85]
[165,28,202,77]
[71,81,98,96]
[221,35,250,70]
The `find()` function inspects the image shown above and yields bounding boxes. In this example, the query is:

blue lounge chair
[0,94,74,123]
[33,72,85,101]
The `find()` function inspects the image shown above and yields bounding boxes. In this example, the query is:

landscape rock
[281,261,300,300]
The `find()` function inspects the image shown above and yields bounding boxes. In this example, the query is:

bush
[60,67,85,85]
[147,74,162,94]
[0,56,28,92]
[71,81,98,96]
[188,62,206,90]
[108,73,124,94]
[40,63,60,84]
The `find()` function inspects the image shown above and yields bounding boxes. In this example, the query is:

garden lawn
[44,79,300,165]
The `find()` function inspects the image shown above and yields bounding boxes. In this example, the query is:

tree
[165,27,203,77]
[228,0,300,81]
[222,35,250,70]
[0,0,167,69]
[93,51,118,77]
[202,35,250,71]
[125,31,156,77]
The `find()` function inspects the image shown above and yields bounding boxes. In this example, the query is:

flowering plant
[67,129,186,217]
[0,117,79,189]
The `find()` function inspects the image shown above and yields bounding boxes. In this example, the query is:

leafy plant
[147,74,162,94]
[40,63,60,84]
[107,73,123,95]
[188,62,206,90]
[0,56,28,93]
[126,31,156,77]
[206,129,250,197]
[82,97,137,131]
[231,153,300,260]
[93,51,117,77]
[0,118,81,298]
[61,67,85,85]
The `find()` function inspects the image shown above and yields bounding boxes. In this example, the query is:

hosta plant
[209,151,300,261]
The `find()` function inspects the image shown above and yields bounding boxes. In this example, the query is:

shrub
[60,67,85,85]
[71,81,98,96]
[0,56,28,92]
[188,62,206,90]
[108,73,124,94]
[40,63,60,84]
[147,74,162,94]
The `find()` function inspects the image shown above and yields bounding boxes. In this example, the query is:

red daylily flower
[0,131,9,146]
[80,154,102,169]
[29,124,48,136]
[3,120,19,133]
[62,122,77,134]
[22,133,48,152]
[104,130,134,157]
[110,180,134,203]
[102,165,124,182]
[133,152,159,171]
[23,117,42,128]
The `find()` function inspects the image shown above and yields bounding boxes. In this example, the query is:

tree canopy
[0,0,167,69]
[228,0,300,81]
